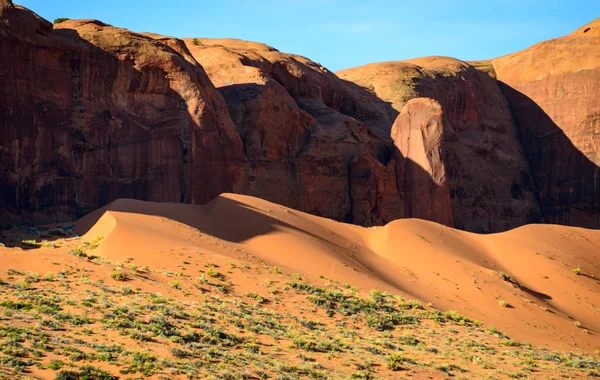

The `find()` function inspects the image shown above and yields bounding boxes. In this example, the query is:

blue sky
[17,0,600,72]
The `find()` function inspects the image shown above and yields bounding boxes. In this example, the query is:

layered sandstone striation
[0,3,243,225]
[492,18,600,228]
[181,38,404,225]
[338,58,540,232]
[0,4,404,227]
[2,1,598,233]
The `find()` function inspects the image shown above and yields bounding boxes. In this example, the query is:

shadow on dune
[579,272,600,285]
[520,284,552,301]
[70,195,431,297]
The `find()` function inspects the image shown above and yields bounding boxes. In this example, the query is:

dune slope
[1,194,599,379]
[80,194,600,352]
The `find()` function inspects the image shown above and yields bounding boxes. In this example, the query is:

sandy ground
[2,193,599,355]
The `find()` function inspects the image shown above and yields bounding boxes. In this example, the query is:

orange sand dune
[69,194,600,353]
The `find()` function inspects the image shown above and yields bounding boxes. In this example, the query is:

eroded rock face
[0,0,12,10]
[0,5,404,228]
[4,3,596,233]
[0,4,243,226]
[182,38,404,225]
[392,98,452,225]
[183,38,398,140]
[492,18,600,228]
[338,58,540,232]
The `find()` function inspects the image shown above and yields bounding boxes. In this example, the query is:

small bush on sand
[387,354,414,371]
[110,271,127,282]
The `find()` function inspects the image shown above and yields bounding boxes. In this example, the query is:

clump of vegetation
[55,366,118,380]
[0,248,597,379]
[206,268,223,280]
[192,38,201,45]
[498,299,509,308]
[53,18,70,24]
[245,291,266,304]
[442,310,479,325]
[498,271,521,288]
[21,239,39,248]
[110,270,127,281]
[573,267,581,275]
[387,354,414,371]
[84,236,104,250]
[41,241,56,248]
[68,247,88,258]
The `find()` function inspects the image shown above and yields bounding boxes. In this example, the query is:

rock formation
[181,38,404,225]
[392,98,452,225]
[492,18,600,228]
[0,4,243,226]
[0,5,402,228]
[1,2,598,233]
[338,58,540,232]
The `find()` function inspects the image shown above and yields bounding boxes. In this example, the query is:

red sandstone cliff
[338,57,540,232]
[2,1,598,233]
[492,18,600,228]
[0,4,404,227]
[181,38,404,225]
[0,3,243,224]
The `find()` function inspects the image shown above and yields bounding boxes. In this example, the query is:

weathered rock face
[0,0,12,11]
[338,58,540,232]
[392,98,452,225]
[3,3,597,233]
[182,38,404,225]
[0,4,243,225]
[183,38,398,140]
[0,5,404,228]
[492,18,600,228]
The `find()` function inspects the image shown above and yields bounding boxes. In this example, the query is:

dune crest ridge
[72,194,600,353]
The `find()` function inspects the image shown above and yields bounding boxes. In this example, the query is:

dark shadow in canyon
[498,82,600,229]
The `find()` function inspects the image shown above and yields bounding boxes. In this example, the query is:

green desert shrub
[387,354,414,371]
[110,271,127,282]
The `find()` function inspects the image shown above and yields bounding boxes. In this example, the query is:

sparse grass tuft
[0,244,595,379]
[21,239,39,248]
[69,247,88,258]
[387,353,414,371]
[110,270,127,281]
